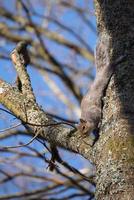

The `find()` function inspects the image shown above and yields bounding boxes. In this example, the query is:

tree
[0,0,134,199]
[0,1,96,199]
[93,1,134,199]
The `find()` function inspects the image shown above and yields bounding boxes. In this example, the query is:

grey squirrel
[78,34,126,135]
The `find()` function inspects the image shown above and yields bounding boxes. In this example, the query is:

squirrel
[78,34,125,136]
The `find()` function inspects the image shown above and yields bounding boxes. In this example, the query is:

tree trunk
[1,1,134,199]
[94,0,134,199]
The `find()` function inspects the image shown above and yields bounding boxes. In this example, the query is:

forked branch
[0,41,93,160]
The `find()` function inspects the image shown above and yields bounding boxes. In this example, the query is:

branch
[0,6,94,60]
[0,42,94,160]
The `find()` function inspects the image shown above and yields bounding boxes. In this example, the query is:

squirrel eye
[82,126,85,130]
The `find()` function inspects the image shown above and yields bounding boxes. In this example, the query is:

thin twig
[0,106,77,129]
[0,107,16,117]
[0,131,39,149]
[0,123,22,133]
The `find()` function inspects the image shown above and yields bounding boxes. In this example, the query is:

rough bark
[0,1,134,199]
[0,42,94,161]
[94,0,134,199]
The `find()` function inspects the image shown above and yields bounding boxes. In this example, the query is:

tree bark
[94,0,134,199]
[0,1,134,199]
[0,42,94,161]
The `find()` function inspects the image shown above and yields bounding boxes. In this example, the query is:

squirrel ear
[80,118,86,123]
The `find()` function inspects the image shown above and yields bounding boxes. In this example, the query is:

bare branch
[0,43,94,160]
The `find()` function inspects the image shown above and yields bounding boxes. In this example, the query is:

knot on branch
[10,41,30,66]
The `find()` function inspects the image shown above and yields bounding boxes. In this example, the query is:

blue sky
[0,1,97,198]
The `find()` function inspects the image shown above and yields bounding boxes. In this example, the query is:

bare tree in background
[0,0,134,199]
[0,1,96,199]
